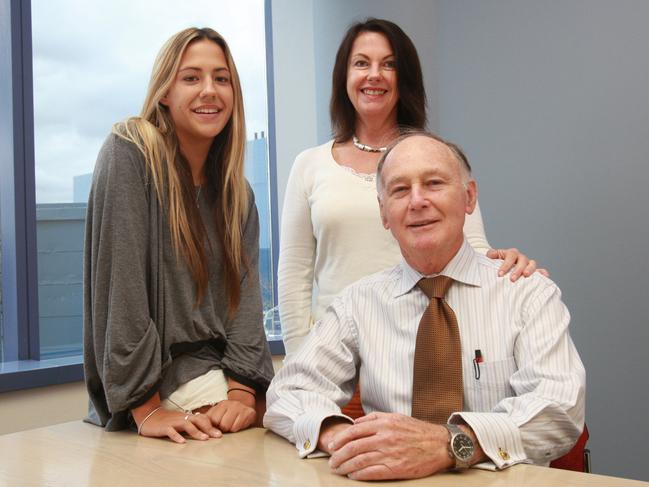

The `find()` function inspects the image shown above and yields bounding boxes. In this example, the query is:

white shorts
[161,369,229,412]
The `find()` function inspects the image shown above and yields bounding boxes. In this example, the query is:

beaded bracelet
[227,387,256,397]
[137,406,163,435]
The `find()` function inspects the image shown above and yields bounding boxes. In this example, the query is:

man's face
[378,135,477,267]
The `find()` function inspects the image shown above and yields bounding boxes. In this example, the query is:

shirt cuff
[293,410,353,458]
[450,412,530,470]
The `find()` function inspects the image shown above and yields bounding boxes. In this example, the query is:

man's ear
[378,194,389,229]
[465,180,477,215]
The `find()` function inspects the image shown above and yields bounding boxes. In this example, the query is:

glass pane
[31,0,274,358]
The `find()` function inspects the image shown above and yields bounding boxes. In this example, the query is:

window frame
[0,0,283,394]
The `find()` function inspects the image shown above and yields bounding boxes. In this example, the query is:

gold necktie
[411,276,463,423]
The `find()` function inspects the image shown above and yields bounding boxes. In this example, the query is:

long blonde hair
[113,27,249,316]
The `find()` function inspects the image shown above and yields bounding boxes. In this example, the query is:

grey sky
[32,0,267,203]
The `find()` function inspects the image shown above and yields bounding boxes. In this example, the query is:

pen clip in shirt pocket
[466,356,517,411]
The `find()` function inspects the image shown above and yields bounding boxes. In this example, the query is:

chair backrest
[549,424,590,473]
[341,387,365,419]
[255,393,267,427]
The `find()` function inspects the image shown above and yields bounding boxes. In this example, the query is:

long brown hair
[330,18,427,142]
[114,27,248,317]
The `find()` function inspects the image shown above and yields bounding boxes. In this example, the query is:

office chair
[341,386,364,419]
[549,424,591,473]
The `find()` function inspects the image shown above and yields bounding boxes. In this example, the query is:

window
[0,0,281,390]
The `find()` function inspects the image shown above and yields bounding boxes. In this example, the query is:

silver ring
[184,414,190,421]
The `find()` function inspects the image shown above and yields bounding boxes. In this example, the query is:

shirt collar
[394,238,482,297]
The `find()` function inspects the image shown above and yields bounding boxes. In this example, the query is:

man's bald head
[376,131,473,199]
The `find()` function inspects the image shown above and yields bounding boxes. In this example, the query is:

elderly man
[264,132,585,481]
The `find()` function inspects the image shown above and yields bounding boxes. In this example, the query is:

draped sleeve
[83,133,166,430]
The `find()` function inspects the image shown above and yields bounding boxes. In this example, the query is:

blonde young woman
[84,28,273,443]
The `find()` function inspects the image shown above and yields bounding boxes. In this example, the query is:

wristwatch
[444,423,475,470]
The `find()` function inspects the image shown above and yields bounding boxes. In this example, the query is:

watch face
[452,434,474,461]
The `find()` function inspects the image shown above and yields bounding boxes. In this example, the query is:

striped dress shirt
[264,239,586,470]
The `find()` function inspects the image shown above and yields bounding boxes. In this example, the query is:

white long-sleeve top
[278,140,491,356]
[265,239,586,470]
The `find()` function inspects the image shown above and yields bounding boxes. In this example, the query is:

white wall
[435,1,649,481]
[0,382,88,435]
[271,0,319,224]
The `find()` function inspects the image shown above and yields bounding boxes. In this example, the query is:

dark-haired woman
[83,27,273,443]
[278,19,543,359]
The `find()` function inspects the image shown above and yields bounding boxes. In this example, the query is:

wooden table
[0,421,646,486]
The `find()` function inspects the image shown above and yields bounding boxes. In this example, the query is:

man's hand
[317,417,354,453]
[326,412,454,480]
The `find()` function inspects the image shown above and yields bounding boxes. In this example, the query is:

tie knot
[417,276,453,299]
